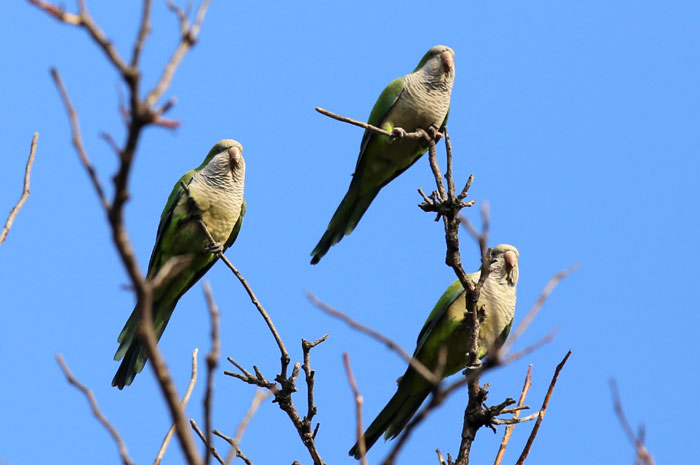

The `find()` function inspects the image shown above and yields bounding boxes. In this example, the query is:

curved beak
[228,146,241,168]
[504,250,517,274]
[440,50,453,73]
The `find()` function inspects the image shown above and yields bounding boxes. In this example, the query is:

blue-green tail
[310,184,379,264]
[111,302,175,389]
[349,372,430,459]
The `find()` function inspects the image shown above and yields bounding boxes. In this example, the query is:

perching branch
[56,355,135,465]
[316,107,435,143]
[1,133,39,246]
[225,336,329,465]
[309,108,570,464]
[185,199,327,465]
[185,208,291,379]
[30,1,215,463]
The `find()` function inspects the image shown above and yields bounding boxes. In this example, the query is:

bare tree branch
[147,0,211,108]
[1,133,39,245]
[31,1,217,462]
[344,353,368,465]
[225,336,328,465]
[315,107,434,142]
[29,0,131,73]
[191,419,225,465]
[215,388,270,465]
[610,379,657,465]
[514,350,572,465]
[50,69,110,211]
[56,355,135,465]
[131,0,152,68]
[154,349,200,465]
[202,282,221,465]
[499,265,578,356]
[187,212,291,379]
[494,364,532,465]
[306,291,439,385]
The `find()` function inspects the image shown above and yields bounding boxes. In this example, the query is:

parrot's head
[201,139,246,182]
[490,244,519,287]
[414,45,455,82]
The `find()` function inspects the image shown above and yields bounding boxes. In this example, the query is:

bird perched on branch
[311,45,455,264]
[349,244,519,458]
[112,139,246,389]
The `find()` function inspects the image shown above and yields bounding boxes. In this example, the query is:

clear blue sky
[2,1,699,464]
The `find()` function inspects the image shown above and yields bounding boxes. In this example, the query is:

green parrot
[310,45,455,264]
[349,244,520,458]
[112,139,246,389]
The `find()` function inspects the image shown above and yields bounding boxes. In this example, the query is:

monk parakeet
[349,244,520,458]
[310,45,455,264]
[112,139,246,389]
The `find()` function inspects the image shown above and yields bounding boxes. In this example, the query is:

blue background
[2,1,699,464]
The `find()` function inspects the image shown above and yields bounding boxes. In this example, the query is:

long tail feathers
[111,304,174,389]
[348,383,429,459]
[311,185,379,264]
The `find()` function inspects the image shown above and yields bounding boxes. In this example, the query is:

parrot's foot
[426,124,444,141]
[463,358,482,376]
[391,127,407,138]
[205,241,224,255]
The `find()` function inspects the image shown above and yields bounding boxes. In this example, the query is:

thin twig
[494,365,532,465]
[223,257,290,376]
[500,328,560,365]
[316,107,393,137]
[154,349,200,465]
[50,69,110,211]
[436,449,447,465]
[500,265,578,356]
[191,420,225,465]
[218,389,270,465]
[344,353,368,465]
[444,128,456,199]
[37,2,213,463]
[514,351,572,465]
[131,0,152,67]
[146,0,212,108]
[30,0,131,73]
[56,355,135,465]
[315,107,431,141]
[232,390,270,454]
[202,282,220,465]
[610,379,657,465]
[192,216,291,378]
[1,133,39,245]
[302,336,329,432]
[306,291,439,385]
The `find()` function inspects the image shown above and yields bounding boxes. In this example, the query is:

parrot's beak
[441,51,453,73]
[228,146,242,168]
[504,250,517,274]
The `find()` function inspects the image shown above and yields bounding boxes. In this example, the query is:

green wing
[224,199,246,249]
[146,170,195,276]
[355,77,405,171]
[414,279,464,354]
